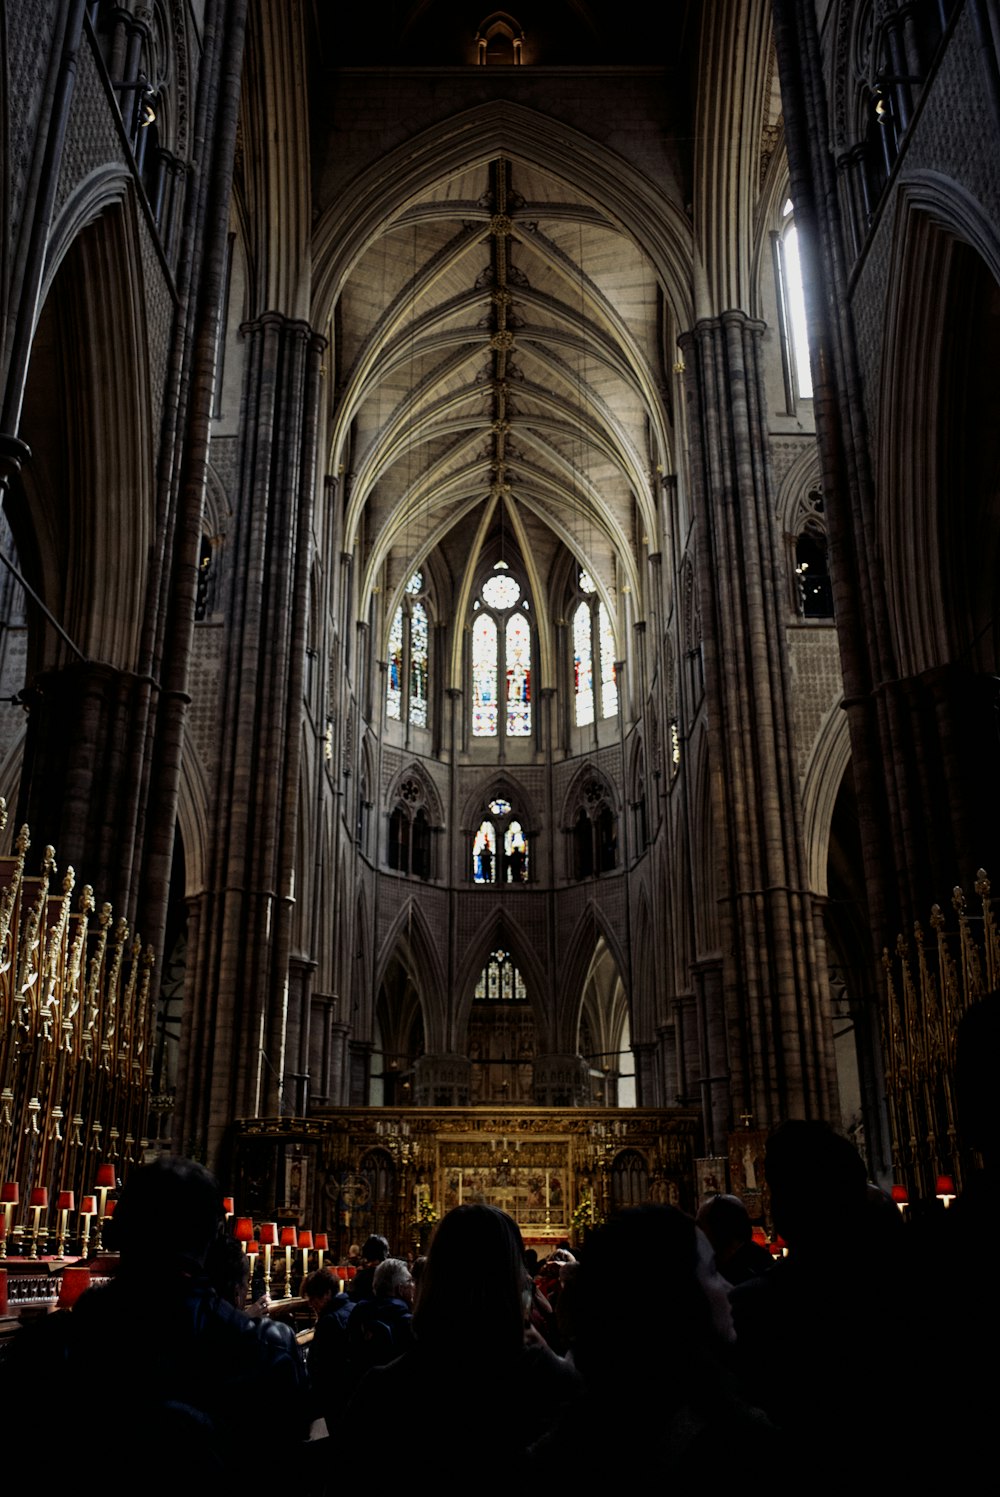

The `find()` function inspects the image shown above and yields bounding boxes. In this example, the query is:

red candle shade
[314,1234,329,1252]
[222,1196,235,1215]
[105,1200,116,1218]
[57,1190,75,1212]
[247,1240,259,1256]
[57,1266,91,1308]
[80,1196,97,1215]
[279,1227,296,1248]
[234,1216,254,1243]
[0,1182,18,1205]
[890,1184,908,1205]
[297,1230,313,1250]
[29,1187,48,1209]
[258,1222,278,1246]
[751,1227,768,1247]
[935,1175,954,1196]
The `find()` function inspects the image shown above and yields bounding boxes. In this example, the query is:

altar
[230,1107,702,1255]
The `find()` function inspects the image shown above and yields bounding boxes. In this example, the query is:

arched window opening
[777,203,814,404]
[386,571,431,729]
[471,565,532,738]
[387,776,434,880]
[475,948,528,1002]
[573,571,618,726]
[569,778,618,879]
[475,13,525,65]
[473,797,530,883]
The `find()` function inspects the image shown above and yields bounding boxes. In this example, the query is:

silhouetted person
[696,1193,773,1285]
[1,1157,308,1493]
[530,1207,776,1488]
[730,1122,928,1488]
[347,1204,579,1478]
[348,1231,390,1301]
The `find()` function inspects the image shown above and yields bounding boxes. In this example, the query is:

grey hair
[374,1256,412,1298]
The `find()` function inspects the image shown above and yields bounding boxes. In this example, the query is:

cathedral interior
[0,0,997,1254]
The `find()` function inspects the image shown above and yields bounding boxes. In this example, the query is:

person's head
[361,1233,390,1264]
[302,1265,341,1315]
[765,1121,868,1246]
[695,1193,753,1266]
[570,1206,731,1392]
[107,1156,222,1271]
[204,1234,250,1307]
[374,1257,414,1304]
[414,1204,527,1359]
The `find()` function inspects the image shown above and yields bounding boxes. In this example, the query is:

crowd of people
[0,1110,990,1494]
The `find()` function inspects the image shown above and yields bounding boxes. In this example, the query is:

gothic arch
[386,762,445,830]
[15,190,154,671]
[175,741,211,897]
[452,913,549,1049]
[800,702,852,898]
[374,899,446,1045]
[460,772,540,838]
[878,176,1000,678]
[556,900,629,1044]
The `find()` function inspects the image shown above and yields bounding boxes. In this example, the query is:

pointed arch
[556,900,629,1042]
[374,898,447,1050]
[452,911,550,1049]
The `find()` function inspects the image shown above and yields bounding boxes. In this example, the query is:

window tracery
[387,774,433,880]
[567,776,618,879]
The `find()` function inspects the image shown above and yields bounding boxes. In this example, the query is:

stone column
[679,310,838,1130]
[179,313,324,1163]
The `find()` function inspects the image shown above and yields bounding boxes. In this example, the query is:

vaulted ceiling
[330,151,671,651]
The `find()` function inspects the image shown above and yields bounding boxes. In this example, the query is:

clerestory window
[572,571,618,726]
[471,564,532,738]
[387,571,430,729]
[472,797,529,884]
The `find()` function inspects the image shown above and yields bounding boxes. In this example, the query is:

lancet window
[472,797,529,884]
[471,564,532,738]
[387,571,430,729]
[572,571,618,726]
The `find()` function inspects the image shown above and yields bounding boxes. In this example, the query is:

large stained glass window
[471,565,532,738]
[504,819,528,882]
[573,571,618,726]
[472,798,529,883]
[385,571,430,728]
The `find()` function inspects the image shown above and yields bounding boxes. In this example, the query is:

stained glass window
[599,601,618,718]
[387,606,404,721]
[573,574,618,725]
[489,798,511,816]
[410,601,428,727]
[574,601,594,726]
[473,820,497,883]
[472,614,498,736]
[386,572,430,728]
[471,571,532,738]
[506,613,531,736]
[474,949,527,1001]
